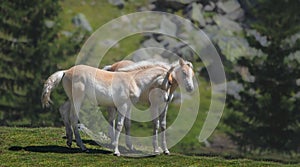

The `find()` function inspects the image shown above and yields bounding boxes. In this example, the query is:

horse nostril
[186,84,194,92]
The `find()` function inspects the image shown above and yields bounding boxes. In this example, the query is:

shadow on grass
[9,145,112,154]
[8,137,156,157]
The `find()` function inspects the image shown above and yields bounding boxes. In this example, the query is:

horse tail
[41,70,66,108]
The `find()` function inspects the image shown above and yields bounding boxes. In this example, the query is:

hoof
[83,149,89,153]
[66,142,72,148]
[153,147,162,155]
[154,150,160,155]
[113,152,121,156]
[163,150,170,155]
[78,144,87,152]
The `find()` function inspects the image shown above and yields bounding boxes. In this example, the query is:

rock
[157,35,179,49]
[205,17,213,24]
[90,1,96,6]
[203,25,219,37]
[216,0,240,14]
[213,14,242,32]
[160,15,177,36]
[190,2,206,27]
[72,13,93,32]
[142,38,164,48]
[131,49,165,62]
[246,29,268,47]
[220,35,250,62]
[61,30,72,37]
[148,4,156,10]
[204,1,216,12]
[297,78,300,86]
[177,32,189,40]
[282,32,300,48]
[99,39,120,48]
[108,0,125,9]
[154,0,196,10]
[44,20,55,28]
[178,45,194,61]
[225,7,244,21]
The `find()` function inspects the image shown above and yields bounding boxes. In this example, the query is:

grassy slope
[0,127,293,167]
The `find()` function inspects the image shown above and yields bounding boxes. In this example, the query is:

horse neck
[133,67,166,89]
[172,66,181,85]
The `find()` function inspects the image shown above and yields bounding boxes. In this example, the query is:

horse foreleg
[113,113,125,156]
[151,106,160,154]
[149,89,166,154]
[124,112,134,151]
[159,104,170,155]
[153,118,160,154]
[59,101,73,148]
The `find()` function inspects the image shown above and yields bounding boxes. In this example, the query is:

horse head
[174,58,195,92]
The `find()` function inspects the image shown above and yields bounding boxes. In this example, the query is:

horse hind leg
[107,107,116,146]
[70,82,87,152]
[113,103,130,156]
[59,101,73,148]
[113,114,125,156]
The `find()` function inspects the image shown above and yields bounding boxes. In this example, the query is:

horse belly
[94,89,114,106]
[86,83,114,106]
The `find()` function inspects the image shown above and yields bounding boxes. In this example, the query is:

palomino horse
[42,58,194,156]
[57,60,135,151]
[104,59,194,155]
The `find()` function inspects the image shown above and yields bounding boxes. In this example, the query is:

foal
[114,58,194,154]
[102,59,194,154]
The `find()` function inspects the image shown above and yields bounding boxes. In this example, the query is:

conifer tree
[225,0,300,152]
[0,0,85,126]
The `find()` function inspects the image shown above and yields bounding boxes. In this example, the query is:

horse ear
[179,58,185,66]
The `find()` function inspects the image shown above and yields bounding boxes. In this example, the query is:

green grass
[0,127,297,167]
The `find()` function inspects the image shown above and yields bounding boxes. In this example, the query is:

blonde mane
[117,61,170,72]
